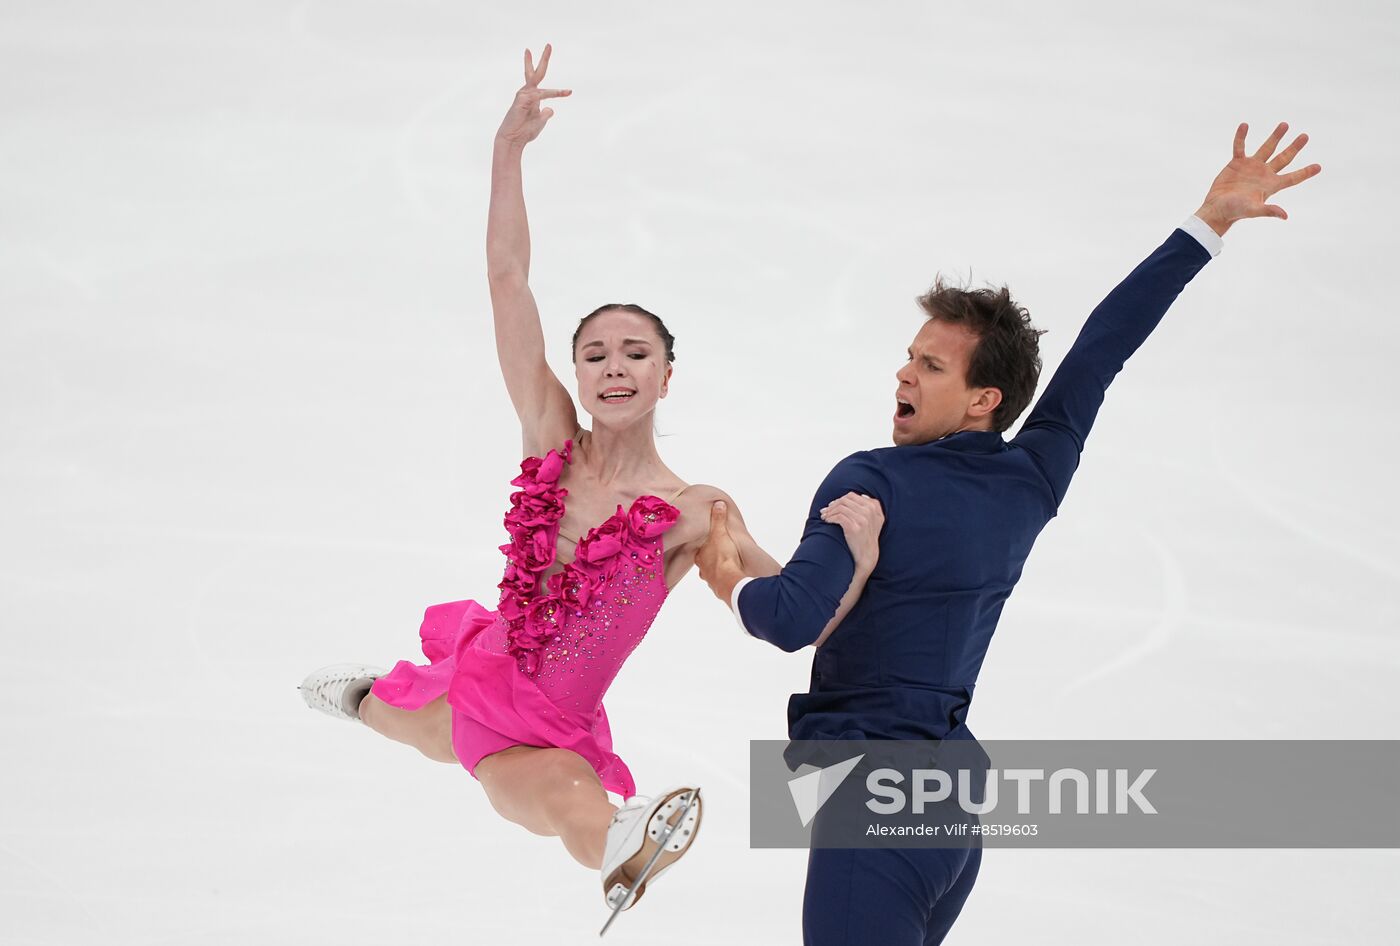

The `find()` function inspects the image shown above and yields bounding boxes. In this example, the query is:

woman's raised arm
[487,45,578,454]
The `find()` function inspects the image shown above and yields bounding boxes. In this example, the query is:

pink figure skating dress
[368,438,682,799]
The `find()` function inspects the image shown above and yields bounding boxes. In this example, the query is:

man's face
[893,318,995,445]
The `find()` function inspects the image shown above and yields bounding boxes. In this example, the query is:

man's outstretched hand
[1195,122,1321,237]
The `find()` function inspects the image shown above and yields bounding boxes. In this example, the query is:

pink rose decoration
[497,592,524,623]
[629,495,680,538]
[546,563,596,611]
[513,528,551,571]
[575,510,628,564]
[496,440,578,675]
[536,449,565,484]
[508,441,572,495]
[497,561,536,600]
[511,490,565,527]
[511,454,542,483]
[522,596,562,641]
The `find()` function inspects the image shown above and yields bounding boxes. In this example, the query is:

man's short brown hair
[916,279,1045,432]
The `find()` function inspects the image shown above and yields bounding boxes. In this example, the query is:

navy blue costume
[736,227,1214,944]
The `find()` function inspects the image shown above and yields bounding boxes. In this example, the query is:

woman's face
[573,309,671,424]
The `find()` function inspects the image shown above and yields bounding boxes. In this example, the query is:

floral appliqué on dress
[496,439,679,676]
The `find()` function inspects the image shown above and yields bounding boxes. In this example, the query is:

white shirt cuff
[1180,214,1223,258]
[730,576,755,637]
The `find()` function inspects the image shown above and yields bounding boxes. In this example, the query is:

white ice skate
[298,663,386,724]
[599,786,703,936]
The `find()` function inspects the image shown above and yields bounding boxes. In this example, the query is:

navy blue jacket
[736,227,1214,743]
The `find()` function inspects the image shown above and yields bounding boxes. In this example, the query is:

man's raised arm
[1014,122,1321,506]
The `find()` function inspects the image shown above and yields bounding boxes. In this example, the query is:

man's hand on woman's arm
[695,501,750,606]
[695,494,781,599]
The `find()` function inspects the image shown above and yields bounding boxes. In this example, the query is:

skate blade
[593,789,700,934]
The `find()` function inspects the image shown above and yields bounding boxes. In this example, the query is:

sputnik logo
[787,754,865,827]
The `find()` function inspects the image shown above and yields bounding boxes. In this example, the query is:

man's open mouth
[896,397,915,418]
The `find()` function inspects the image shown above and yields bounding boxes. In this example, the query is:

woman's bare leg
[359,692,457,764]
[355,704,652,875]
[475,746,621,869]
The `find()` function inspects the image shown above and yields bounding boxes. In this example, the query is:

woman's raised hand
[821,493,885,575]
[497,44,572,147]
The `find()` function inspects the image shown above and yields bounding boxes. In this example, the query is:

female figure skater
[298,46,884,921]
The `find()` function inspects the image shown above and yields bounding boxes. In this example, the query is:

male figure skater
[696,123,1321,945]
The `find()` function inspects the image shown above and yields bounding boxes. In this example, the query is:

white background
[3,1,1397,943]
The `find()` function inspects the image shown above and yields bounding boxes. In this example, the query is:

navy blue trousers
[801,841,981,945]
